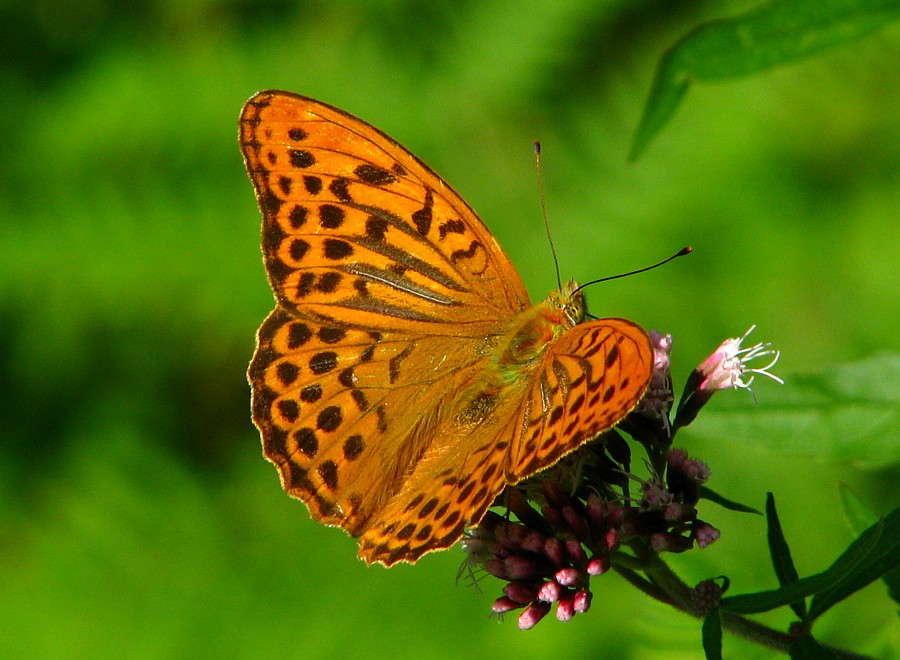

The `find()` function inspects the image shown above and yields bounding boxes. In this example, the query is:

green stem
[625,552,874,659]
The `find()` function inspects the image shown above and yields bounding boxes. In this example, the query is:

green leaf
[683,354,900,468]
[630,0,900,159]
[699,486,762,515]
[766,494,807,620]
[836,484,900,606]
[886,564,900,608]
[838,483,879,532]
[809,505,900,618]
[723,505,900,614]
[702,608,723,660]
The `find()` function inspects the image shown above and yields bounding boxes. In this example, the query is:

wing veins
[344,262,458,305]
[348,203,468,288]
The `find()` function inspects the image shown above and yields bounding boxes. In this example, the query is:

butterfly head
[551,279,586,328]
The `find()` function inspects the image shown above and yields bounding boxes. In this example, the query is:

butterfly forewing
[240,91,530,335]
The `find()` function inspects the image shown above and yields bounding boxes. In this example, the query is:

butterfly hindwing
[508,319,652,480]
[251,307,497,538]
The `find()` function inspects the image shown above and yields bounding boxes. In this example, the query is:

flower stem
[626,553,874,659]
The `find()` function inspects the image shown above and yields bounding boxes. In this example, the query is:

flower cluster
[463,326,780,629]
[462,482,614,629]
[463,446,716,628]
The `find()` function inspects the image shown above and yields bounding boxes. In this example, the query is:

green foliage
[686,355,900,468]
[722,500,900,616]
[630,0,900,159]
[0,0,897,658]
[703,496,900,656]
[841,485,900,605]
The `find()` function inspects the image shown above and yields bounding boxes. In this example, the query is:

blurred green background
[2,1,898,658]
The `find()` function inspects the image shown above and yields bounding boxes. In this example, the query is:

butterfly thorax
[494,279,585,384]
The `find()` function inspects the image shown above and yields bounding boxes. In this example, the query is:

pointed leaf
[766,493,807,619]
[808,505,900,619]
[702,608,723,660]
[885,563,900,608]
[723,505,900,614]
[630,0,900,159]
[838,485,900,606]
[700,486,762,515]
[838,483,879,532]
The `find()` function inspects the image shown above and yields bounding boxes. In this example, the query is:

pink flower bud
[518,602,551,630]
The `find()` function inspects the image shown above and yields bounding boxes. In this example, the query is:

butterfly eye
[564,294,586,327]
[554,284,585,327]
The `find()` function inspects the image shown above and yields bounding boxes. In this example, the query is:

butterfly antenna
[575,246,693,294]
[534,141,562,289]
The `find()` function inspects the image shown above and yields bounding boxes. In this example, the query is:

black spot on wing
[355,164,396,186]
[289,238,310,262]
[276,362,299,385]
[287,322,313,349]
[309,351,338,375]
[316,271,342,293]
[317,406,342,432]
[277,399,299,423]
[300,384,322,403]
[450,240,482,264]
[318,460,338,490]
[303,176,322,195]
[294,428,318,457]
[319,204,345,229]
[412,189,433,235]
[330,177,351,201]
[605,344,620,367]
[289,149,315,168]
[344,435,364,461]
[289,205,308,229]
[438,219,465,239]
[323,239,353,260]
[318,327,346,344]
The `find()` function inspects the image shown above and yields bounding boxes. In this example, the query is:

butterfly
[239,91,653,566]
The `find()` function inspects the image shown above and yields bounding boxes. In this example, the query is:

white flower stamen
[699,325,784,399]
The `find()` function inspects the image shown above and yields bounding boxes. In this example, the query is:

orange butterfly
[239,91,653,566]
